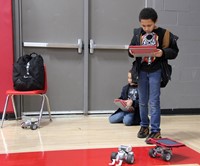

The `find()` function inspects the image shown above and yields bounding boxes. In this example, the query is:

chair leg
[44,94,52,121]
[1,95,11,128]
[37,95,45,127]
[11,95,18,120]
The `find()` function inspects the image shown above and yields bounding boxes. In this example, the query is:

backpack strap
[162,30,170,48]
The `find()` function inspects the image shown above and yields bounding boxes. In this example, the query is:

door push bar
[89,39,129,54]
[23,39,129,54]
[23,39,83,54]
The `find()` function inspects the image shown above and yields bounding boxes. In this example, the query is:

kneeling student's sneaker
[137,127,149,138]
[145,132,161,144]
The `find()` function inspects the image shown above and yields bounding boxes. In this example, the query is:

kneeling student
[109,70,140,126]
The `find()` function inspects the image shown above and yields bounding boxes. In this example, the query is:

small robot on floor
[109,145,134,166]
[148,138,185,161]
[21,119,39,130]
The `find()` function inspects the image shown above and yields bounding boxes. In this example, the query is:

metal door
[89,0,144,113]
[13,0,145,115]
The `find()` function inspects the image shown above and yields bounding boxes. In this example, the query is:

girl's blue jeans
[109,109,134,126]
[138,69,161,132]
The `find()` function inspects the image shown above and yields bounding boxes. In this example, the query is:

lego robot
[109,145,134,166]
[21,119,38,130]
[148,138,185,161]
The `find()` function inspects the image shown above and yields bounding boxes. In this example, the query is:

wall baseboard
[0,112,16,120]
[161,108,200,115]
[1,108,200,120]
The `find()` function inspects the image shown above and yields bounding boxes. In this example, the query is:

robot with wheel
[109,145,134,166]
[148,138,185,161]
[21,119,38,130]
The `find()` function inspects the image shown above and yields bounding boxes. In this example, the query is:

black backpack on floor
[13,52,45,91]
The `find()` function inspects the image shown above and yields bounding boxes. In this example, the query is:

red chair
[1,66,52,128]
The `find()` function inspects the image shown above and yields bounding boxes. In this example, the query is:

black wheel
[149,148,157,158]
[126,154,134,164]
[162,152,172,161]
[30,123,38,130]
[110,152,118,161]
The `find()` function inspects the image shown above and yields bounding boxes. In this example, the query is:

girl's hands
[126,99,133,107]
